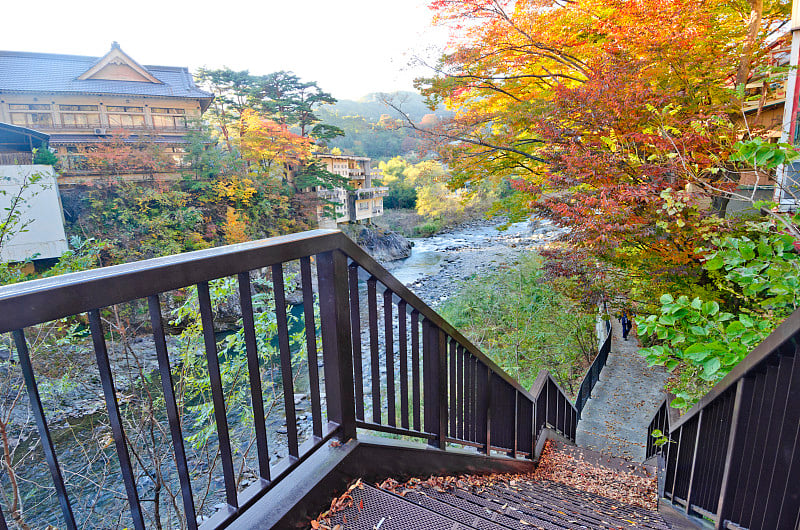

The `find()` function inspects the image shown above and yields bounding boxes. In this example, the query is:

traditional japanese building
[0,43,213,184]
[728,34,800,213]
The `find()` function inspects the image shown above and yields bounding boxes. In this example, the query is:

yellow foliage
[416,183,472,218]
[224,206,250,244]
[215,177,257,206]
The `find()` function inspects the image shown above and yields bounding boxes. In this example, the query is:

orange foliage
[82,131,176,176]
[239,109,313,169]
[420,0,772,265]
[223,206,249,244]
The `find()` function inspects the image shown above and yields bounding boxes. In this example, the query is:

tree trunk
[735,0,764,89]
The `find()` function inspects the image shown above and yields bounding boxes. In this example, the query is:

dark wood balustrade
[0,151,33,165]
[646,310,800,529]
[0,229,579,529]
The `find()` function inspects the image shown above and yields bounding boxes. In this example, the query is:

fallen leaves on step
[533,440,658,511]
[310,478,364,529]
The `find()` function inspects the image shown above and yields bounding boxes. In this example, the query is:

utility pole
[774,0,800,208]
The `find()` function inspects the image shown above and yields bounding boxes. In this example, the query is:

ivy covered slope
[637,225,800,408]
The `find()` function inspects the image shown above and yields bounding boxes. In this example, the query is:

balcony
[0,151,33,165]
[317,189,348,201]
[355,186,388,200]
[32,123,195,134]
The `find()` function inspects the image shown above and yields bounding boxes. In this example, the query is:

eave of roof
[743,98,785,114]
[47,133,188,144]
[0,122,50,143]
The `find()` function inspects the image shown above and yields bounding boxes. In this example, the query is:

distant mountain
[317,91,453,160]
[326,91,453,122]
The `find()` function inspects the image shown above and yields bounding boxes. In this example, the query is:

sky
[1,0,447,101]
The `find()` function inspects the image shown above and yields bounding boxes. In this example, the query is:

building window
[59,105,101,127]
[107,106,145,128]
[151,107,186,129]
[10,113,52,127]
[151,108,185,115]
[107,106,143,113]
[9,104,52,127]
[60,105,98,111]
[9,104,51,111]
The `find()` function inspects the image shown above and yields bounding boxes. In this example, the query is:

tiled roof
[0,122,50,144]
[48,133,187,144]
[0,50,213,102]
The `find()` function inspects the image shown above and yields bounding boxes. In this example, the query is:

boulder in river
[341,224,412,262]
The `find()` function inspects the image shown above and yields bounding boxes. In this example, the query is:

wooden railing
[0,152,33,165]
[0,229,577,529]
[646,309,800,529]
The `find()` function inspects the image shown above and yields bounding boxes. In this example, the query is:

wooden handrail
[0,228,581,529]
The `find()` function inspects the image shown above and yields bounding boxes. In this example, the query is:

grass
[439,255,597,394]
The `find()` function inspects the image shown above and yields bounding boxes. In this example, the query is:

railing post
[318,249,357,441]
[669,425,683,498]
[684,411,703,515]
[484,369,493,454]
[422,320,446,449]
[422,319,437,446]
[437,328,448,449]
[530,398,536,459]
[716,377,754,528]
[511,390,518,458]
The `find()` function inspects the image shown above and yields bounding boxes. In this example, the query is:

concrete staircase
[575,319,670,461]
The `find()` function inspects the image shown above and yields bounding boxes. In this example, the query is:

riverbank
[386,216,567,307]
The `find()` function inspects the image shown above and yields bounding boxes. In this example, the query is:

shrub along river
[2,217,565,528]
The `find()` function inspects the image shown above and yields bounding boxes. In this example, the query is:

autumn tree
[414,0,789,278]
[196,68,343,143]
[82,132,175,177]
[196,67,345,195]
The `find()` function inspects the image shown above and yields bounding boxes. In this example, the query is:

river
[385,217,565,306]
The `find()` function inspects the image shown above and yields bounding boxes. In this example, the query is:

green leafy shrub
[637,227,800,408]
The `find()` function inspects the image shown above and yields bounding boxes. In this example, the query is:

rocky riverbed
[387,216,568,307]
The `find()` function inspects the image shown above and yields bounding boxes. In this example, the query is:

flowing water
[384,219,535,286]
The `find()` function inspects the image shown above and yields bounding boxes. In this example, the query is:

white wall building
[314,153,387,227]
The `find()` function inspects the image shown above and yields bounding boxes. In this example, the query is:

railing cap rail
[529,369,577,412]
[670,307,800,431]
[0,229,341,333]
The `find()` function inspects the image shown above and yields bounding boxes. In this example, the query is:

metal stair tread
[322,472,671,530]
[327,484,478,529]
[491,481,669,529]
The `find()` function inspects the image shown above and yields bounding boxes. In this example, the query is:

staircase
[310,319,677,530]
[316,441,668,530]
[575,320,669,461]
[2,228,799,529]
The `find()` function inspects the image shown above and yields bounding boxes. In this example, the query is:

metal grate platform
[323,476,670,530]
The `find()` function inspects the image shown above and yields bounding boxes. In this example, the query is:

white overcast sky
[1,0,447,100]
